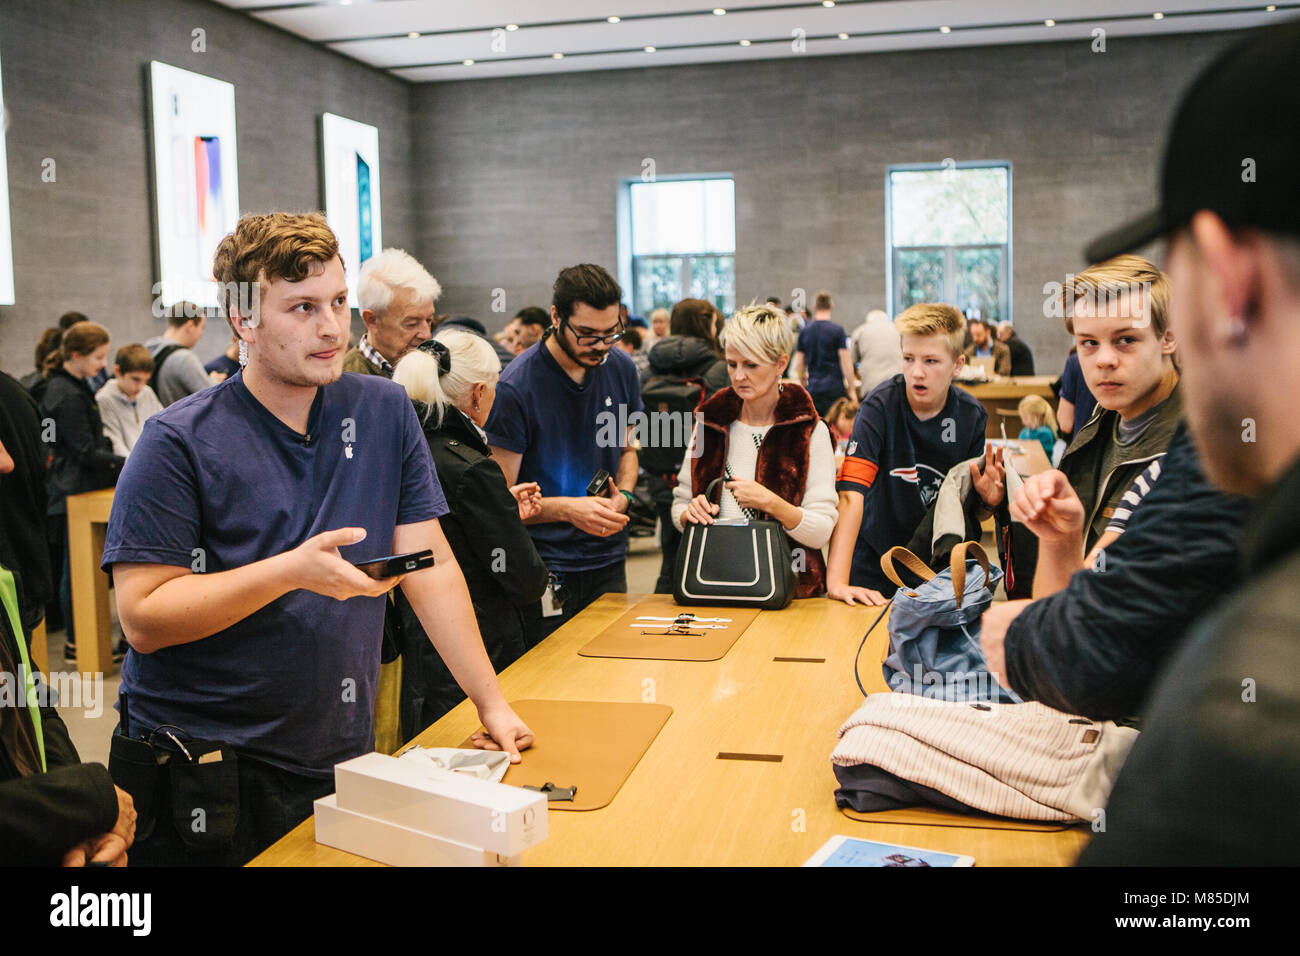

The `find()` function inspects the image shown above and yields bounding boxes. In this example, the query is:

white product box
[314,795,521,867]
[333,752,547,857]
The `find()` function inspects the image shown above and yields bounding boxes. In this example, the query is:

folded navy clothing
[833,762,981,815]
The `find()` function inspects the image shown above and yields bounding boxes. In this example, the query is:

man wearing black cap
[1077,18,1300,865]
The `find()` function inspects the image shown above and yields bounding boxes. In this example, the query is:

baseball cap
[1085,17,1300,264]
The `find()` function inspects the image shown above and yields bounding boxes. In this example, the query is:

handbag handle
[879,541,991,607]
[879,546,936,594]
[949,540,991,609]
[704,477,725,504]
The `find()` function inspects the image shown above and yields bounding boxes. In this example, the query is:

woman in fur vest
[672,304,838,597]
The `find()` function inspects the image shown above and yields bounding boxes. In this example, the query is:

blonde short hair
[1062,254,1170,337]
[718,303,795,366]
[893,303,966,357]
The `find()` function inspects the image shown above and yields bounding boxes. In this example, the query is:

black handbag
[672,478,795,610]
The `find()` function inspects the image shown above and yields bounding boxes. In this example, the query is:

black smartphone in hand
[353,550,435,580]
[586,469,612,497]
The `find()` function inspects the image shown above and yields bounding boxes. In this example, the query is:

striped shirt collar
[358,334,394,377]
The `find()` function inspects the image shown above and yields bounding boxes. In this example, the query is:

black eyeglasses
[566,321,625,346]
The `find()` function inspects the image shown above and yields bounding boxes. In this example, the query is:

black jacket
[37,368,123,515]
[646,335,729,395]
[0,577,118,864]
[0,372,54,629]
[644,335,729,506]
[395,403,549,740]
[1079,450,1300,866]
[1004,334,1035,376]
[1004,423,1247,720]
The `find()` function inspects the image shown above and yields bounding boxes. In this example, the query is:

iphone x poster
[149,61,239,309]
[321,112,382,307]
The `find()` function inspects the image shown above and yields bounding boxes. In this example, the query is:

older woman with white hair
[390,329,549,738]
[672,304,838,598]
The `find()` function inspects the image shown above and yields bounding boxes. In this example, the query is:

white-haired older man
[343,248,442,377]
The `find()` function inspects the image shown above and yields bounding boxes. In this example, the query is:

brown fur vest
[690,383,827,598]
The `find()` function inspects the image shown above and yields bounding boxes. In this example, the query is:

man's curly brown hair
[211,212,341,333]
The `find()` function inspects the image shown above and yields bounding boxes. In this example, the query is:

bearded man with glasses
[486,264,642,646]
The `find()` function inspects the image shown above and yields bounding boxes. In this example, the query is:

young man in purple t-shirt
[105,213,531,865]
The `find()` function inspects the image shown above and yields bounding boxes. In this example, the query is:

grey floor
[49,530,665,769]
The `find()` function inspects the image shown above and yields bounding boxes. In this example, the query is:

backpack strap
[149,343,184,394]
[879,546,935,595]
[949,540,991,609]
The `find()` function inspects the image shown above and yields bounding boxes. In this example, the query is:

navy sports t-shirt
[796,320,850,394]
[485,341,643,572]
[836,374,987,594]
[102,372,446,778]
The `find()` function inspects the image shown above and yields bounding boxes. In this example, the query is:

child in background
[1017,395,1058,459]
[96,344,164,458]
[823,396,859,468]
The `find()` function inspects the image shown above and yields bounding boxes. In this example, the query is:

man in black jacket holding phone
[1075,20,1300,864]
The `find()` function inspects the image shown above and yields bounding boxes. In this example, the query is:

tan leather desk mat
[843,805,1071,832]
[459,699,672,811]
[577,597,761,661]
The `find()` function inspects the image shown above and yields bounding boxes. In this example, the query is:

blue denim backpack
[879,541,1017,704]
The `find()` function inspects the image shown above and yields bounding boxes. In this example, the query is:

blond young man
[342,247,441,376]
[826,304,996,604]
[1020,255,1181,559]
[104,213,530,865]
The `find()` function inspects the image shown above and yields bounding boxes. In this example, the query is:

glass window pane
[890,167,1008,247]
[954,246,1004,324]
[630,179,735,255]
[633,255,684,315]
[687,255,735,315]
[894,248,945,314]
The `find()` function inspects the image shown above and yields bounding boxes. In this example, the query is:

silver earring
[238,340,249,366]
[1226,316,1248,346]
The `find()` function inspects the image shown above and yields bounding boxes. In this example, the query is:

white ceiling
[213,0,1295,81]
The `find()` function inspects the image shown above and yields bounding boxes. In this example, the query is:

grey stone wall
[0,0,414,376]
[0,3,1239,380]
[410,30,1238,377]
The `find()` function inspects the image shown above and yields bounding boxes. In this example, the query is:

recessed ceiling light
[1044,19,1056,27]
[838,32,849,39]
[822,1,835,8]
[505,23,519,31]
[644,45,656,52]
[607,15,621,23]
[739,39,751,46]
[1153,11,1164,19]
[1266,3,1277,9]
[407,31,420,39]
[552,52,564,59]
[713,7,726,14]
[940,25,951,33]
[462,59,474,65]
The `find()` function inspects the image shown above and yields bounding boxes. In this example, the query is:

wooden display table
[250,595,1087,867]
[65,488,116,676]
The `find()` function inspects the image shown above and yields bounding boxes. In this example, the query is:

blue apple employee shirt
[485,341,643,573]
[836,374,987,594]
[101,372,447,778]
